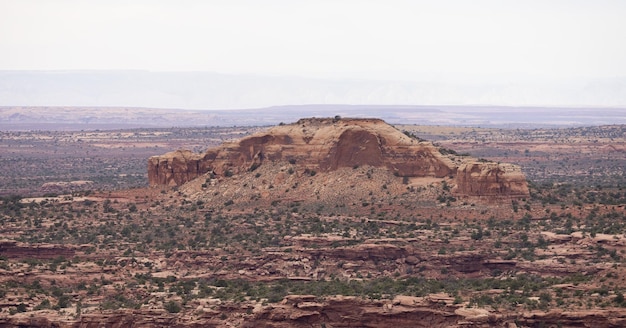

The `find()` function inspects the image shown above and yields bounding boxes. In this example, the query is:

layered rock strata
[3,298,626,328]
[0,240,75,259]
[148,118,528,197]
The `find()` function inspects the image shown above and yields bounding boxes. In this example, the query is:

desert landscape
[3,0,626,326]
[0,115,625,327]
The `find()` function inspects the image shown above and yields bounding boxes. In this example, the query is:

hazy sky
[2,0,625,83]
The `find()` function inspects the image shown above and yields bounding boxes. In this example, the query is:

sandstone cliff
[148,149,205,187]
[148,118,528,197]
[455,162,529,197]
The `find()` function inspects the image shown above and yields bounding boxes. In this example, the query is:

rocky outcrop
[3,301,626,328]
[147,149,205,187]
[250,295,464,328]
[454,162,529,197]
[518,310,626,327]
[148,118,529,197]
[308,243,408,261]
[0,310,221,328]
[0,240,75,259]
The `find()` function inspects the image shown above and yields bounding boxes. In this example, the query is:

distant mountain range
[1,70,626,110]
[2,105,625,130]
[1,70,625,130]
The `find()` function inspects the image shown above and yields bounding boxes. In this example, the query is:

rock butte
[148,118,529,197]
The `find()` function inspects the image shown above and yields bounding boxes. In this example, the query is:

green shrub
[164,300,182,313]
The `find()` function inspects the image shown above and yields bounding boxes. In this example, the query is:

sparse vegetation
[0,122,625,326]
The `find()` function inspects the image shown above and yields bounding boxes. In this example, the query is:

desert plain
[0,115,625,327]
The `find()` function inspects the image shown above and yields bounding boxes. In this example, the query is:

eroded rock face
[0,240,75,259]
[455,162,529,197]
[3,301,626,328]
[148,118,528,197]
[147,149,204,187]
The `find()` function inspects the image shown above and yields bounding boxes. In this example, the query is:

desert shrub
[164,300,182,313]
[249,163,261,171]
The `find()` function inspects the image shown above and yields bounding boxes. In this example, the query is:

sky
[1,0,626,108]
